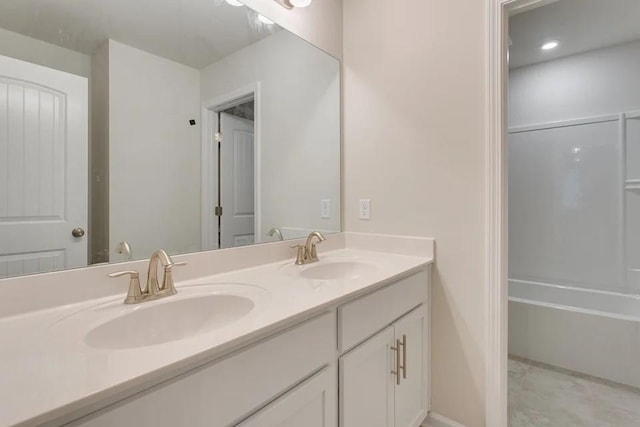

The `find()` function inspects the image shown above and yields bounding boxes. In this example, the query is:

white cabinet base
[238,367,336,427]
[339,304,429,427]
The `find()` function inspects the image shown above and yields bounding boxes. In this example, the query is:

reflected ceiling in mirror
[0,0,341,278]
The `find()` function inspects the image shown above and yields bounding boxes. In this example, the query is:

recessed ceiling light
[258,14,275,25]
[541,41,559,51]
[289,0,313,7]
[225,0,243,6]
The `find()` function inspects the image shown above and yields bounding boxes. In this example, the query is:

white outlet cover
[359,199,371,220]
[321,199,331,218]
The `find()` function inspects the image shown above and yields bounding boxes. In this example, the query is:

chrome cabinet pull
[391,339,402,385]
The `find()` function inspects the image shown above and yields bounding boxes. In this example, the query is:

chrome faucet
[267,227,284,241]
[291,231,326,265]
[108,249,187,304]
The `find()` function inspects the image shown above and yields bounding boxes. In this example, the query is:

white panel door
[220,112,255,248]
[237,367,336,427]
[339,326,395,427]
[0,55,88,278]
[394,307,428,427]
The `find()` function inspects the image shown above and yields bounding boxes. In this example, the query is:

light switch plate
[321,199,331,218]
[359,199,371,220]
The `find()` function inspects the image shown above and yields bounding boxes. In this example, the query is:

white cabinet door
[339,326,395,427]
[394,307,428,427]
[237,367,336,427]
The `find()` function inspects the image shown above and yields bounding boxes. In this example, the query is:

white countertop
[0,247,432,427]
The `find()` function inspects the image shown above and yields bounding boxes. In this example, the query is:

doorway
[506,0,640,425]
[201,84,260,250]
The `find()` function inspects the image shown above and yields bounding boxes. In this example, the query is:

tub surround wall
[510,40,640,297]
[342,0,487,425]
[509,118,625,293]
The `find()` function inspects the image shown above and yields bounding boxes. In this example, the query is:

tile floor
[509,358,640,427]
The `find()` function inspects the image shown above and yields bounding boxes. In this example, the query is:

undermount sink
[284,259,378,281]
[85,294,254,349]
[53,283,268,350]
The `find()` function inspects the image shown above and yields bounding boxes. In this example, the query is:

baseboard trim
[423,412,467,427]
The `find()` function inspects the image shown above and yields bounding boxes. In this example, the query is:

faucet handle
[108,270,139,278]
[161,261,187,295]
[290,244,306,265]
[167,261,188,268]
[108,270,145,304]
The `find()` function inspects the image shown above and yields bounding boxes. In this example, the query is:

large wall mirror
[0,0,341,278]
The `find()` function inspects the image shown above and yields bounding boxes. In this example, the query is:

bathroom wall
[107,40,202,261]
[0,27,90,78]
[509,38,640,295]
[240,0,342,59]
[342,0,487,425]
[200,30,341,241]
[510,39,640,127]
[91,42,110,264]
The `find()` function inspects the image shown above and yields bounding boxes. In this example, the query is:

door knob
[72,228,85,238]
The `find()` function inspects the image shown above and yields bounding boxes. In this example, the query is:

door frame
[485,0,561,425]
[201,82,261,250]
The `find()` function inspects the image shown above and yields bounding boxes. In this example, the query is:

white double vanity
[0,233,433,427]
[0,1,433,426]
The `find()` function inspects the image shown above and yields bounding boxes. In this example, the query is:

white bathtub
[509,279,640,389]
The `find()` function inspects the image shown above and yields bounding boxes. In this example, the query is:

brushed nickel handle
[107,270,138,278]
[108,270,144,304]
[391,339,401,385]
[72,227,85,238]
[400,334,407,379]
[290,244,306,265]
[167,261,188,268]
[161,261,187,295]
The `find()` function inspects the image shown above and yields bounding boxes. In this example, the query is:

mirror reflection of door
[0,55,88,278]
[219,103,255,249]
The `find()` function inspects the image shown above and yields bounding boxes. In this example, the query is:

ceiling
[0,0,282,69]
[509,0,640,69]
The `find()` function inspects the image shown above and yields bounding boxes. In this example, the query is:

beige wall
[90,42,109,264]
[240,0,342,59]
[0,27,90,78]
[201,30,341,243]
[343,0,487,425]
[108,40,202,261]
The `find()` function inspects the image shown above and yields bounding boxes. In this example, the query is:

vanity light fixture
[258,14,275,25]
[225,0,244,6]
[289,0,312,7]
[541,40,559,51]
[272,0,313,9]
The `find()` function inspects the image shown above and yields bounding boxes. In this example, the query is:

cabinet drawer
[338,270,427,352]
[71,312,335,427]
